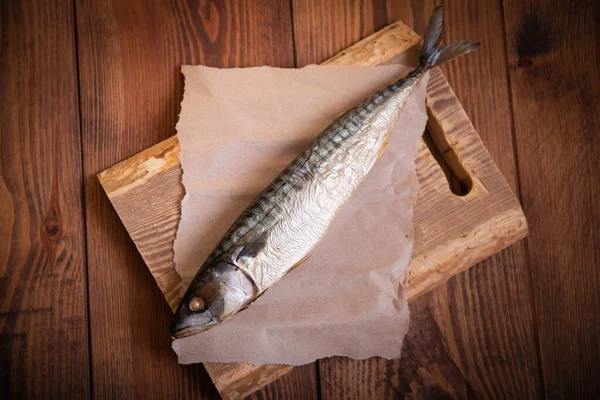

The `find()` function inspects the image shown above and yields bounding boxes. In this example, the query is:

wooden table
[1,0,599,398]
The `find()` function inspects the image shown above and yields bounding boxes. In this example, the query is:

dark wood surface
[294,2,540,398]
[1,0,598,398]
[0,0,89,398]
[503,0,600,397]
[73,0,314,398]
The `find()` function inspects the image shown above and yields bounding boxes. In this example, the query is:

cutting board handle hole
[423,126,473,196]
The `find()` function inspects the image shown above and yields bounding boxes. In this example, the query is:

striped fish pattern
[170,7,479,338]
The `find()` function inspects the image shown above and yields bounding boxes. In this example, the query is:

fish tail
[420,6,480,70]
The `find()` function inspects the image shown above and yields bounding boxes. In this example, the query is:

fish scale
[171,6,481,337]
[208,76,419,273]
[211,110,367,256]
[225,80,417,291]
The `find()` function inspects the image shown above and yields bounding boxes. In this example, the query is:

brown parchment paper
[172,65,429,365]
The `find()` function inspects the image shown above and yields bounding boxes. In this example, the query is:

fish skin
[221,72,422,292]
[170,6,479,338]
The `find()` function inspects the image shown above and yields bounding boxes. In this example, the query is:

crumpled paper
[172,64,428,365]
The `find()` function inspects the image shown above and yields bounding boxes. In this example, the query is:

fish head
[170,260,258,338]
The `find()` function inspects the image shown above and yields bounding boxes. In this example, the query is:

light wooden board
[98,21,527,399]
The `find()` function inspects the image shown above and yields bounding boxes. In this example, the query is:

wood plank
[98,15,528,399]
[0,0,89,397]
[404,1,543,397]
[245,364,318,400]
[503,0,600,397]
[75,0,317,398]
[95,21,418,400]
[292,0,541,398]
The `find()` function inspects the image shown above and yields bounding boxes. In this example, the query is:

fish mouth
[170,322,218,339]
[170,312,219,339]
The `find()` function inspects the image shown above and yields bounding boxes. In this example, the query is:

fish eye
[188,297,206,312]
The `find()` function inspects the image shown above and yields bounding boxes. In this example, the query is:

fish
[170,6,479,339]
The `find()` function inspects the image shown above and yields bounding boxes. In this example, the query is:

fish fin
[289,253,311,272]
[239,252,311,310]
[420,7,480,69]
[236,230,269,261]
[421,6,444,61]
[376,123,396,161]
[243,287,267,308]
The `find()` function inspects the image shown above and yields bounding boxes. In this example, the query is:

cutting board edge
[405,204,528,299]
[95,20,529,400]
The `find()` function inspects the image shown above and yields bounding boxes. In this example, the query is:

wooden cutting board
[98,21,527,399]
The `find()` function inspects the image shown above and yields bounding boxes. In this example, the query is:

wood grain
[3,0,598,397]
[98,15,527,399]
[408,1,543,397]
[75,0,316,398]
[293,0,541,398]
[503,0,600,396]
[245,364,318,400]
[0,0,89,397]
